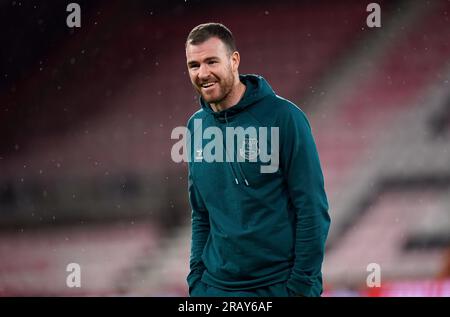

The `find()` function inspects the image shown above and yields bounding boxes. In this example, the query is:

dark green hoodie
[186,74,330,296]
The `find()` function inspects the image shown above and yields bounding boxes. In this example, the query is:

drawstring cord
[235,159,250,186]
[222,112,240,185]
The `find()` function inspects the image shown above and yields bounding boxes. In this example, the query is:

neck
[211,80,246,112]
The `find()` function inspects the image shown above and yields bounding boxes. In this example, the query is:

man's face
[186,37,236,105]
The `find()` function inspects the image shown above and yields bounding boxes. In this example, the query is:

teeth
[202,82,215,88]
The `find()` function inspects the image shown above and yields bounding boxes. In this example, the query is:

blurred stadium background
[0,0,449,296]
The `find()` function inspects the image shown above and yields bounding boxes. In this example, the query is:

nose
[198,63,211,80]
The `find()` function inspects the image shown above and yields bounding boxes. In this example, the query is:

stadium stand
[0,0,448,296]
[0,222,159,296]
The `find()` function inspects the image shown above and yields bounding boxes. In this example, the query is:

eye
[208,60,217,65]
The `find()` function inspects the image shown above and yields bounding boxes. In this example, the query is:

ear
[230,51,240,72]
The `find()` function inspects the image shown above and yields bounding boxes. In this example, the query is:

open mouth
[200,82,217,90]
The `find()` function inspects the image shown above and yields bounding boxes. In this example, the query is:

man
[185,23,330,297]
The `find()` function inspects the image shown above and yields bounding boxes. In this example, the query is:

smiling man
[185,23,330,297]
[186,27,245,112]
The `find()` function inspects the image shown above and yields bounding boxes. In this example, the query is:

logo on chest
[239,137,259,161]
[195,149,203,160]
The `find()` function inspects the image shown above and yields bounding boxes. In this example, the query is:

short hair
[186,23,237,54]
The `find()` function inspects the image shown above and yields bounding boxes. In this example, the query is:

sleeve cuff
[187,271,204,292]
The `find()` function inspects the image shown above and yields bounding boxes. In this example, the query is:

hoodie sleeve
[279,104,331,297]
[186,133,210,295]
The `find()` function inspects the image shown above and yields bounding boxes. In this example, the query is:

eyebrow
[187,56,219,67]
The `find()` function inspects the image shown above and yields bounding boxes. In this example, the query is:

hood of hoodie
[196,74,276,186]
[199,74,275,122]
